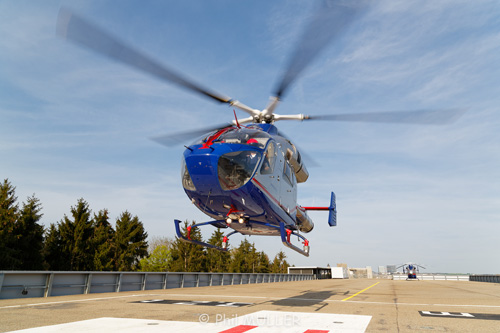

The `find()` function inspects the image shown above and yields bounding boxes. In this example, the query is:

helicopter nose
[184,153,222,195]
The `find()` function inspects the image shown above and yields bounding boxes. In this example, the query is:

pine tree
[114,211,148,271]
[229,239,258,273]
[206,229,230,272]
[15,195,44,270]
[271,250,290,273]
[169,221,207,272]
[92,209,115,271]
[60,199,94,270]
[0,179,20,269]
[255,251,271,273]
[42,223,67,270]
[56,214,75,271]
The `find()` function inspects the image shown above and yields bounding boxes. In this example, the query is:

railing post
[84,273,92,294]
[0,273,4,295]
[163,273,168,289]
[116,273,123,292]
[44,273,54,297]
[142,273,148,291]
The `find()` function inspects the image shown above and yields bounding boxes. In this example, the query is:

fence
[391,274,469,281]
[0,271,313,300]
[469,275,500,283]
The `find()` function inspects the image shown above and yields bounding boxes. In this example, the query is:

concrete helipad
[1,279,499,332]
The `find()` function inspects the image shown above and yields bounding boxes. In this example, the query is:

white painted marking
[421,311,475,318]
[6,311,372,333]
[167,293,500,309]
[0,294,163,310]
[2,292,500,310]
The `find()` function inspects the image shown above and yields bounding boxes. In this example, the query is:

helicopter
[397,263,426,280]
[56,2,466,257]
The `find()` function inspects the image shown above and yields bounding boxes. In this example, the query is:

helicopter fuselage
[181,123,313,236]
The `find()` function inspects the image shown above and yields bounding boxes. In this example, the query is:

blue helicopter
[174,122,337,256]
[57,2,466,256]
[397,263,426,280]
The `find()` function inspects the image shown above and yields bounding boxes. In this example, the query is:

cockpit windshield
[218,150,262,190]
[196,127,270,149]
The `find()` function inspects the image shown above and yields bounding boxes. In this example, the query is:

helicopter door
[281,160,296,214]
[258,141,280,199]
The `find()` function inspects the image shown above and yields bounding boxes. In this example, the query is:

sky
[1,0,499,274]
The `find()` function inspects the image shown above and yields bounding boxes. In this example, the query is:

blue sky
[1,0,499,274]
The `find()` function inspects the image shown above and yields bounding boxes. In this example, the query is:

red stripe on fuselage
[251,178,296,216]
[251,178,280,207]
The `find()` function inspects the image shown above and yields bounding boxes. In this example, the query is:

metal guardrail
[392,274,470,281]
[0,271,314,299]
[469,275,500,283]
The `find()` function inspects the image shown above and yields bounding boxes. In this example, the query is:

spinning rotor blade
[151,123,232,147]
[274,1,368,99]
[305,108,467,125]
[151,117,254,147]
[57,7,232,104]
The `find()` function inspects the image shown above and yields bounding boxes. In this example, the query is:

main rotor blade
[274,1,368,99]
[151,117,254,147]
[57,7,232,104]
[305,108,467,125]
[151,123,233,147]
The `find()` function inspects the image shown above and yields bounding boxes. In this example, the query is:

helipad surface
[1,279,499,332]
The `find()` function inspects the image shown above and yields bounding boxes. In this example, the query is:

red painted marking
[302,207,329,211]
[233,109,241,129]
[303,330,329,333]
[187,226,192,240]
[226,205,241,217]
[218,325,258,333]
[200,127,232,149]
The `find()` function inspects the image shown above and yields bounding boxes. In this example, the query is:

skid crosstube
[174,219,229,252]
[279,222,310,257]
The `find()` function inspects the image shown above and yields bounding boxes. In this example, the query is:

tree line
[144,221,290,274]
[1,179,290,273]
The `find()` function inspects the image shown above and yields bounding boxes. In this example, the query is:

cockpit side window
[283,161,294,186]
[260,141,276,174]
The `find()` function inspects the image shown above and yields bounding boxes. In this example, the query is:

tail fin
[328,192,336,227]
[302,191,337,227]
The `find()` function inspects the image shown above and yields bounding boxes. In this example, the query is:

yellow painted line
[342,282,380,301]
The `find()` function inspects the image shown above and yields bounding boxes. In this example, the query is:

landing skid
[174,219,232,252]
[174,219,310,257]
[279,222,310,257]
